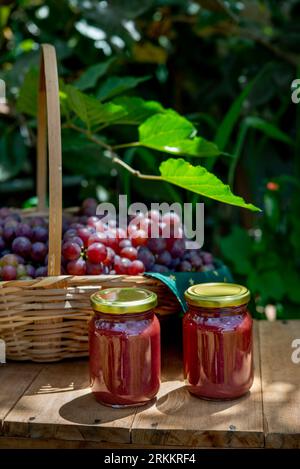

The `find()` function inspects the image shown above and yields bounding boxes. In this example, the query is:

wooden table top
[0,320,299,449]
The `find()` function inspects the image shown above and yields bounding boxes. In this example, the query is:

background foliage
[1,0,300,317]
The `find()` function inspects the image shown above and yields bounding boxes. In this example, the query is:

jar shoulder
[183,308,252,332]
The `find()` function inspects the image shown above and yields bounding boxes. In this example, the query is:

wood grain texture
[0,363,42,427]
[2,361,135,444]
[131,322,264,448]
[260,320,300,448]
[0,437,202,450]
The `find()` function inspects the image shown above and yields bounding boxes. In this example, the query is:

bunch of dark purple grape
[0,199,215,280]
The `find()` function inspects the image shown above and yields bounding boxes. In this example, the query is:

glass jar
[183,283,253,400]
[89,287,160,408]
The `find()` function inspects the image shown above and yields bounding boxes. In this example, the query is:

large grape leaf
[66,85,126,129]
[138,112,220,157]
[160,158,261,211]
[111,97,164,124]
[75,58,115,90]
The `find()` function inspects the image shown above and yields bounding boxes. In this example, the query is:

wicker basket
[0,44,180,362]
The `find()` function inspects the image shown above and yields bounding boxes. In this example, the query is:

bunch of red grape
[0,199,215,280]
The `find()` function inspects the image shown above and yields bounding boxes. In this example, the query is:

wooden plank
[131,322,263,448]
[260,320,300,448]
[3,360,135,444]
[0,363,43,428]
[0,437,204,449]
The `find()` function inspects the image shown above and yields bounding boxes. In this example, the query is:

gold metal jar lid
[184,283,250,308]
[90,287,157,315]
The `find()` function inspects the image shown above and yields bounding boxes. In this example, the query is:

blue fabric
[145,259,233,313]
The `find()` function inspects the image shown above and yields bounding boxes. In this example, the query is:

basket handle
[37,44,62,276]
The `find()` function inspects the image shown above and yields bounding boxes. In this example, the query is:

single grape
[77,227,95,247]
[2,265,17,280]
[102,247,115,266]
[3,225,17,243]
[156,250,172,267]
[17,264,27,279]
[26,264,36,278]
[114,257,132,274]
[87,216,100,228]
[170,238,185,258]
[35,266,48,277]
[178,260,192,272]
[82,198,97,216]
[15,223,32,239]
[86,261,103,275]
[189,251,203,268]
[87,232,105,247]
[128,260,145,275]
[0,208,11,218]
[118,239,132,250]
[15,255,25,266]
[137,246,155,270]
[63,229,77,240]
[70,236,84,248]
[30,216,47,227]
[12,236,32,258]
[147,237,167,254]
[131,229,148,247]
[170,257,180,270]
[62,241,82,261]
[31,242,47,262]
[0,254,19,267]
[201,251,213,265]
[32,226,48,243]
[120,246,138,261]
[95,220,105,233]
[99,231,118,252]
[87,242,107,264]
[67,258,87,275]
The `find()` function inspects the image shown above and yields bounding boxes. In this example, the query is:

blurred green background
[0,0,300,318]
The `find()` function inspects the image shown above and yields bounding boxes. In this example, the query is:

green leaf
[242,116,293,145]
[138,112,219,157]
[219,226,252,275]
[249,270,286,301]
[111,97,164,125]
[75,58,115,90]
[159,158,261,211]
[65,85,125,129]
[62,130,114,177]
[16,68,38,117]
[0,133,27,182]
[285,266,300,304]
[215,80,255,151]
[97,75,150,101]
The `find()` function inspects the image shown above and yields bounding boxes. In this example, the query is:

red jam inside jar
[183,283,254,400]
[89,287,160,407]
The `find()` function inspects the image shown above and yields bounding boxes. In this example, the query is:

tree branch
[64,123,162,181]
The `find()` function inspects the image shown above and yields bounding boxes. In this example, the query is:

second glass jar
[183,283,254,400]
[89,287,161,408]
